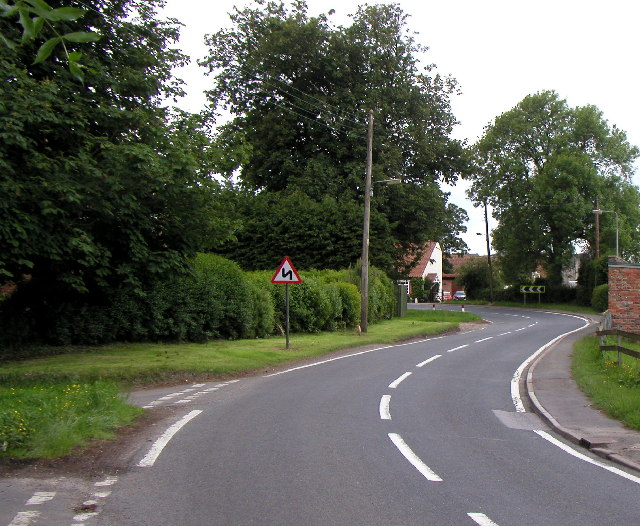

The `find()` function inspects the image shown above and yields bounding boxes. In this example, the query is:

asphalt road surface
[4,306,640,525]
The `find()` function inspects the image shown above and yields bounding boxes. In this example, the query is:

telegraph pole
[360,110,374,333]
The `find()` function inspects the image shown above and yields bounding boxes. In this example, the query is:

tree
[0,0,222,342]
[0,0,101,81]
[201,0,468,272]
[455,257,493,300]
[469,91,640,285]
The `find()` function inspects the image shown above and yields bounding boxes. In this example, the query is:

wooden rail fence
[596,329,640,366]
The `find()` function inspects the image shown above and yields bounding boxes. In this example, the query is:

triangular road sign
[271,257,303,284]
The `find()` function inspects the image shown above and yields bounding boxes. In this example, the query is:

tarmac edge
[524,317,640,474]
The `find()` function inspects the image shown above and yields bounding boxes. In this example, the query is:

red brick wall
[609,257,640,334]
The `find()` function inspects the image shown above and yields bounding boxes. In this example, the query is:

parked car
[453,290,467,300]
[442,291,452,301]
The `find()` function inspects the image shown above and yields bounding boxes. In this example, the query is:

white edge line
[379,395,392,420]
[388,433,443,482]
[511,313,589,412]
[263,337,440,377]
[468,512,500,525]
[534,430,640,485]
[509,314,640,484]
[417,354,442,368]
[138,410,202,467]
[389,372,412,389]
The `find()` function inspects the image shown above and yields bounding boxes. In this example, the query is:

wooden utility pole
[595,198,600,258]
[484,201,494,303]
[360,110,374,333]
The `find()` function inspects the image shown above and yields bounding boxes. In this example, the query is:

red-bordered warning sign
[271,257,303,284]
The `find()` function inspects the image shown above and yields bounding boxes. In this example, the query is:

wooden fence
[596,328,640,366]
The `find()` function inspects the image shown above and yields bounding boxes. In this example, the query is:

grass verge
[1,380,141,458]
[572,336,640,431]
[0,309,480,458]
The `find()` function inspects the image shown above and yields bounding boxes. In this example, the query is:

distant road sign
[271,257,303,284]
[520,285,546,293]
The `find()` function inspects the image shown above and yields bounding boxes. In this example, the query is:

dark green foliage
[577,256,609,306]
[471,91,640,284]
[331,282,360,329]
[202,1,469,272]
[218,190,363,271]
[591,284,609,312]
[409,278,425,301]
[456,258,492,300]
[0,1,233,349]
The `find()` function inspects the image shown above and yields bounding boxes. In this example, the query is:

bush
[332,282,360,328]
[591,284,609,312]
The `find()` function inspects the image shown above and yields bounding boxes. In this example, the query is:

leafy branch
[0,0,100,81]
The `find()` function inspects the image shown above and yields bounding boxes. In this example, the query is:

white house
[398,242,443,299]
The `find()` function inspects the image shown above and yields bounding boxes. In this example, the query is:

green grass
[572,336,640,430]
[0,380,141,458]
[0,310,480,459]
[0,309,480,386]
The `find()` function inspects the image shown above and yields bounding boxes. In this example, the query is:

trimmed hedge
[591,284,608,312]
[0,256,396,358]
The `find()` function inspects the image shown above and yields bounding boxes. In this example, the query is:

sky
[161,0,640,255]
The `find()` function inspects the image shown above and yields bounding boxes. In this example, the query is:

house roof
[407,242,438,278]
[446,253,484,272]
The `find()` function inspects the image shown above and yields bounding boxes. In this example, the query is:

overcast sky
[161,0,640,255]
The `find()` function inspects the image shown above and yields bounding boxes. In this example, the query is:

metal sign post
[520,285,546,305]
[271,257,303,349]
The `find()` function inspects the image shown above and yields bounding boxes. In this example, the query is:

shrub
[591,284,609,312]
[245,279,275,338]
[332,282,360,328]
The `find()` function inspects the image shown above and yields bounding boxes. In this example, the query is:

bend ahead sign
[520,285,546,293]
[271,257,303,284]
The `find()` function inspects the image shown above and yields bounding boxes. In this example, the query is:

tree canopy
[469,91,640,285]
[0,0,221,305]
[201,0,469,273]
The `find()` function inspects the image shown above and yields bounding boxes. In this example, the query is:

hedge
[0,256,395,358]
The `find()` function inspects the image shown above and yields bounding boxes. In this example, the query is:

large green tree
[201,0,468,273]
[469,91,640,285]
[0,0,221,335]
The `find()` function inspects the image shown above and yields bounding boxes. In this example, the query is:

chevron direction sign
[520,285,546,293]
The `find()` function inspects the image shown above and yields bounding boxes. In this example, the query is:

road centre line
[379,395,392,420]
[25,492,56,506]
[389,372,412,389]
[475,337,494,343]
[138,410,202,467]
[388,433,443,482]
[468,512,500,525]
[417,354,442,367]
[447,344,469,353]
[498,331,512,336]
[8,511,40,526]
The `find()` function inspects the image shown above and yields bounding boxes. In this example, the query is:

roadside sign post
[520,285,545,304]
[271,257,303,349]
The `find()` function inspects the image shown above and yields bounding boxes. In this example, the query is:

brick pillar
[609,257,640,334]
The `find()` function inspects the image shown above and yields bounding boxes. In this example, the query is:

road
[4,306,640,525]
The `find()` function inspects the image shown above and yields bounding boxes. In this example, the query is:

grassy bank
[572,336,640,430]
[0,309,480,458]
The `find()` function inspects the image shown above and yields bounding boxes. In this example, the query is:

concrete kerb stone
[524,320,640,473]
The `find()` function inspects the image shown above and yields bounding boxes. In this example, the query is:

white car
[453,290,466,300]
